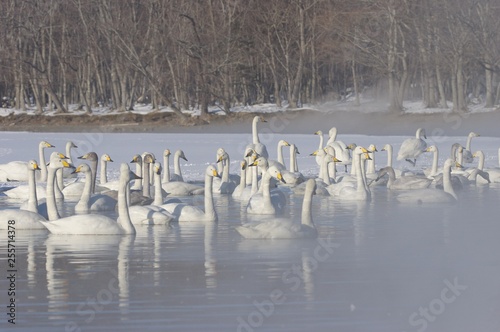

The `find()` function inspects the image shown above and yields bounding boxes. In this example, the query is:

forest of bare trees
[0,0,499,117]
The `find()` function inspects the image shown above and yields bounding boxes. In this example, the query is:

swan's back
[236,219,315,239]
[0,209,47,230]
[397,138,427,160]
[396,189,456,204]
[41,214,124,235]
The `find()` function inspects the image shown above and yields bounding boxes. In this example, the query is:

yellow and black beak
[277,172,286,184]
[33,163,41,171]
[212,169,220,178]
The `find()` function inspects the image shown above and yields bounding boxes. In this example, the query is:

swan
[0,160,47,230]
[213,150,238,194]
[313,131,325,166]
[246,159,287,215]
[281,143,305,185]
[376,166,432,190]
[423,145,440,177]
[276,139,290,167]
[130,154,143,190]
[397,128,427,166]
[236,179,318,239]
[41,162,137,235]
[129,162,176,225]
[62,152,108,200]
[365,144,378,174]
[0,140,54,182]
[160,150,203,196]
[73,164,117,214]
[170,150,188,182]
[99,154,114,184]
[232,160,248,199]
[462,132,480,163]
[161,165,220,222]
[326,127,351,172]
[328,146,371,201]
[396,158,458,204]
[61,141,78,179]
[473,150,500,183]
[245,116,269,159]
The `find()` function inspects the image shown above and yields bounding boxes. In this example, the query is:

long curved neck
[301,185,314,227]
[76,170,92,213]
[290,145,297,172]
[320,156,330,185]
[251,166,258,195]
[90,160,97,194]
[222,156,230,183]
[466,134,473,150]
[27,169,38,213]
[174,154,183,180]
[431,150,439,176]
[142,164,150,197]
[261,171,272,211]
[359,156,369,191]
[252,118,260,144]
[386,145,393,167]
[66,144,73,164]
[162,155,170,183]
[351,153,358,175]
[443,164,457,199]
[416,129,422,138]
[39,145,48,182]
[367,152,375,174]
[132,161,142,190]
[153,172,163,205]
[204,174,216,221]
[46,167,60,221]
[277,144,285,166]
[457,149,464,165]
[118,176,135,234]
[100,160,108,184]
[56,167,65,191]
[239,166,247,191]
[477,152,484,170]
[355,155,366,196]
[317,134,324,150]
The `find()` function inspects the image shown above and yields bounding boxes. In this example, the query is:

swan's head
[292,144,300,154]
[381,144,392,152]
[249,157,269,169]
[279,140,290,147]
[426,145,438,153]
[78,152,98,161]
[216,147,225,157]
[254,115,267,123]
[163,149,171,157]
[176,150,188,161]
[66,141,78,149]
[346,143,357,150]
[41,141,55,149]
[153,162,162,175]
[472,151,484,159]
[469,132,480,138]
[71,163,91,175]
[267,166,286,184]
[102,154,113,162]
[205,165,220,178]
[143,153,155,164]
[368,144,377,152]
[240,160,247,170]
[28,160,40,171]
[130,154,142,164]
[217,151,229,163]
[48,154,73,170]
[325,146,336,156]
[314,130,323,136]
[354,146,371,160]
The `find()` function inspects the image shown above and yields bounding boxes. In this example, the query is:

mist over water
[1,130,500,331]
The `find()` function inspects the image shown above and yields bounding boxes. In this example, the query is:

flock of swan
[1,116,499,239]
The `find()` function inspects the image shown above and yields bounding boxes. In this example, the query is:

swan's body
[246,160,287,215]
[397,128,427,166]
[0,160,47,230]
[376,166,432,190]
[396,159,458,204]
[161,165,219,222]
[73,164,117,214]
[41,162,137,235]
[0,141,54,182]
[236,179,317,239]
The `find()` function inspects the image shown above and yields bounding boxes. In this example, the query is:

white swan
[73,164,117,214]
[313,130,325,166]
[396,158,458,204]
[61,141,78,179]
[423,145,440,177]
[462,132,480,163]
[161,165,219,222]
[397,128,428,166]
[473,150,500,183]
[276,139,290,167]
[0,160,47,230]
[245,116,269,159]
[0,140,54,182]
[246,159,287,215]
[99,153,114,184]
[213,150,238,194]
[232,160,248,199]
[281,143,305,185]
[170,150,188,182]
[326,127,351,171]
[376,166,432,190]
[62,152,108,200]
[41,162,137,235]
[130,154,143,190]
[129,162,176,225]
[161,151,203,196]
[236,179,318,239]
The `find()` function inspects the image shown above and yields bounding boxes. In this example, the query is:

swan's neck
[466,134,473,150]
[75,169,92,213]
[359,156,369,191]
[431,150,439,176]
[65,144,73,165]
[162,155,170,183]
[153,172,163,205]
[301,185,314,227]
[443,164,457,199]
[457,149,464,165]
[317,134,324,150]
[56,167,65,191]
[367,152,375,174]
[386,146,393,167]
[320,156,330,185]
[132,161,142,190]
[39,145,48,182]
[327,129,337,145]
[46,167,60,221]
[90,160,97,194]
[149,162,154,185]
[174,154,183,180]
[250,165,258,195]
[142,163,151,197]
[290,145,297,172]
[277,144,285,166]
[386,167,396,187]
[252,118,260,144]
[27,169,38,213]
[498,148,500,168]
[204,173,216,221]
[355,155,368,198]
[100,160,108,184]
[222,156,230,183]
[351,153,358,175]
[239,166,247,192]
[261,172,273,212]
[416,129,423,139]
[118,176,135,234]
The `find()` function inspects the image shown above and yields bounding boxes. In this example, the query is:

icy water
[1,132,500,331]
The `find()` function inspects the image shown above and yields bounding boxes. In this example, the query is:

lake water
[1,132,500,331]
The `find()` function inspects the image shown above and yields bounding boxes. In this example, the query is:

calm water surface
[1,132,500,331]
